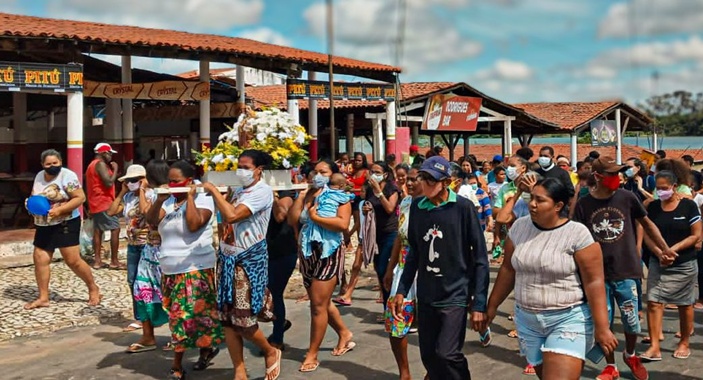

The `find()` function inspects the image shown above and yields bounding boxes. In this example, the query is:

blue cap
[420,156,451,181]
[492,154,503,162]
[26,195,51,216]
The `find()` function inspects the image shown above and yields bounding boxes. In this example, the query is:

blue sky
[10,0,703,105]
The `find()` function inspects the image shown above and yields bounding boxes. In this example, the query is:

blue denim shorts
[605,279,641,335]
[514,303,595,366]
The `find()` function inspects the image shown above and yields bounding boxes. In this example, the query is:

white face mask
[371,173,385,183]
[312,173,329,189]
[506,166,519,181]
[127,182,141,192]
[236,168,255,186]
[538,157,552,169]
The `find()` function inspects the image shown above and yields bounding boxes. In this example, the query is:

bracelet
[375,192,384,198]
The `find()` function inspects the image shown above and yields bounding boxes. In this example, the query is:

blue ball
[26,195,51,216]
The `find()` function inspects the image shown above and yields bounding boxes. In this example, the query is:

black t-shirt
[266,191,298,259]
[573,189,647,281]
[537,165,575,197]
[644,199,701,265]
[365,182,401,235]
[623,178,645,203]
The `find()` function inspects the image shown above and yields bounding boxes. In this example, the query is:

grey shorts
[91,211,120,231]
[647,258,698,306]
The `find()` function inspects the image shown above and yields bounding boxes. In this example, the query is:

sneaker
[623,353,649,380]
[596,366,620,380]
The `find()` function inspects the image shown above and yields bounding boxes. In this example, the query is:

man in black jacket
[390,156,489,380]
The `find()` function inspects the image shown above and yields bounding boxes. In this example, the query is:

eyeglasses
[126,178,142,183]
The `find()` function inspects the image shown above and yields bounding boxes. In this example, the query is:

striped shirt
[509,217,594,312]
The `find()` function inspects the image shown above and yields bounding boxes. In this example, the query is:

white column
[121,56,134,165]
[307,71,318,161]
[615,108,622,164]
[346,113,354,155]
[385,100,396,158]
[570,133,578,169]
[373,117,384,161]
[67,92,84,183]
[199,60,211,148]
[503,119,513,157]
[652,127,658,153]
[236,65,246,104]
[105,98,122,144]
[288,98,300,125]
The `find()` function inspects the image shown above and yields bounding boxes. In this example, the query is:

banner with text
[0,61,83,92]
[286,79,396,101]
[84,80,210,100]
[590,120,617,147]
[421,94,482,131]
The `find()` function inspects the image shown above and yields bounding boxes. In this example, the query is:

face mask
[601,174,621,191]
[625,167,635,178]
[371,173,385,183]
[657,188,674,200]
[236,168,255,186]
[520,192,532,202]
[312,173,330,189]
[44,165,61,176]
[538,157,552,169]
[470,183,478,191]
[506,166,519,181]
[169,179,189,188]
[127,182,141,192]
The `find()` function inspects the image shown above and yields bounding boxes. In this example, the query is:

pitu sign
[0,61,83,92]
[286,79,396,101]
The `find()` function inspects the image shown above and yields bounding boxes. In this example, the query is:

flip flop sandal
[673,350,691,359]
[108,263,127,270]
[479,328,492,348]
[332,297,352,306]
[331,341,356,356]
[639,353,662,362]
[92,263,108,270]
[299,361,320,373]
[193,347,220,371]
[122,323,142,332]
[126,343,156,353]
[507,330,518,339]
[265,348,282,380]
[162,342,174,351]
[522,364,536,376]
[168,369,186,380]
[283,319,292,332]
[674,330,695,338]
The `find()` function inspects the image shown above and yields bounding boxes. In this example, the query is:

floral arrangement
[195,107,311,172]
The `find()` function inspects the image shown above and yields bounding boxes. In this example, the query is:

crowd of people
[20,141,703,380]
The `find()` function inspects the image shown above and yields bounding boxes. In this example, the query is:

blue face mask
[312,173,330,189]
[470,183,478,191]
[625,167,635,178]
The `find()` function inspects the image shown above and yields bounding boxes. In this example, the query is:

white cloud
[238,27,292,46]
[302,0,482,74]
[599,0,703,38]
[45,0,264,32]
[590,35,703,70]
[475,59,533,81]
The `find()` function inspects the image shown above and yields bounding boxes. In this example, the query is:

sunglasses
[126,177,142,183]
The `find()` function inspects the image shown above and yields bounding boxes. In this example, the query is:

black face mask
[45,165,62,176]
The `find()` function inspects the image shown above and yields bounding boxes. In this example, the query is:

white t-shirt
[220,181,273,255]
[158,193,216,275]
[509,217,595,312]
[457,184,480,207]
[31,168,81,226]
[694,193,703,210]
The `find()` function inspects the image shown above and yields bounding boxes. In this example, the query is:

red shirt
[85,159,115,214]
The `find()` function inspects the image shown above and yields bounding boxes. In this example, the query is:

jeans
[605,279,641,335]
[514,303,594,366]
[418,305,471,380]
[374,231,398,308]
[267,253,297,344]
[127,244,145,321]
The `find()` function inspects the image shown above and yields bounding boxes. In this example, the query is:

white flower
[211,153,225,164]
[256,132,267,142]
[277,132,290,140]
[294,132,306,145]
[282,158,291,169]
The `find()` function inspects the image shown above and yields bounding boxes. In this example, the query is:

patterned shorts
[384,298,415,338]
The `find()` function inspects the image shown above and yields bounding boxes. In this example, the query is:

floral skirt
[384,262,416,338]
[162,269,223,352]
[218,265,274,334]
[133,245,169,327]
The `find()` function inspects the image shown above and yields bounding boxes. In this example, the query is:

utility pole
[327,0,336,159]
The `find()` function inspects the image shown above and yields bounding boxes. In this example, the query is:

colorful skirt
[162,269,223,352]
[384,262,416,338]
[218,265,274,334]
[133,245,169,327]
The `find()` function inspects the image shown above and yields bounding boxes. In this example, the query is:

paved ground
[1,259,703,379]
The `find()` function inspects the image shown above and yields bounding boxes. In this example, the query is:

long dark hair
[146,159,170,187]
[239,149,273,169]
[535,178,571,217]
[371,161,395,183]
[353,152,368,171]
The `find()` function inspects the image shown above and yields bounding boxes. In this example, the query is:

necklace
[173,198,187,211]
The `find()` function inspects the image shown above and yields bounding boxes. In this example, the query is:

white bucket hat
[118,164,146,182]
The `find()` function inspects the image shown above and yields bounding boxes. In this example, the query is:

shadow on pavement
[4,285,84,304]
[284,345,398,379]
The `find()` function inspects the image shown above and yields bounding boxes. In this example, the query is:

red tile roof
[177,67,236,79]
[0,12,400,77]
[513,102,653,132]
